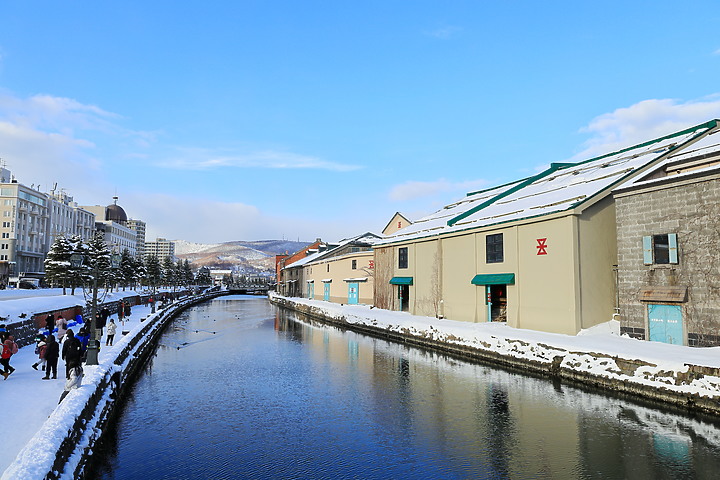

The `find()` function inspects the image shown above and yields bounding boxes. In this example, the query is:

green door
[348,283,359,304]
[648,304,683,345]
[323,283,330,301]
[307,282,314,299]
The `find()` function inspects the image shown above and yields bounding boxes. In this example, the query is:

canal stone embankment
[2,291,225,480]
[269,293,720,417]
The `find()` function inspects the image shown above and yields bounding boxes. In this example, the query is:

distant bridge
[227,284,270,295]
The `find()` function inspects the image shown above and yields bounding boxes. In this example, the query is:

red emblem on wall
[368,260,375,269]
[536,238,548,255]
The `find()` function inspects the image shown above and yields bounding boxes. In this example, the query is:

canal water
[91,295,720,479]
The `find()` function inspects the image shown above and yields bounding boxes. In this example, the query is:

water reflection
[93,297,720,480]
[274,307,720,480]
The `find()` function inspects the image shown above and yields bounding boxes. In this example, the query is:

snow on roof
[378,120,719,245]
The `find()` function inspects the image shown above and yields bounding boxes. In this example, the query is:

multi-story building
[126,219,147,260]
[46,190,95,247]
[144,237,175,262]
[0,177,50,278]
[81,197,137,256]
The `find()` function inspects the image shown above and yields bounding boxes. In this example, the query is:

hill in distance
[174,239,311,274]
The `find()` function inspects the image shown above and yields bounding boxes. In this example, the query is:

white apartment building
[47,190,95,247]
[0,179,50,275]
[126,218,147,260]
[145,237,175,262]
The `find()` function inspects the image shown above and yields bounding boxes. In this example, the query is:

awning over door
[471,273,515,285]
[390,276,414,285]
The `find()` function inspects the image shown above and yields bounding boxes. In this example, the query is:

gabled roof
[378,119,720,245]
[382,212,412,235]
[283,232,382,270]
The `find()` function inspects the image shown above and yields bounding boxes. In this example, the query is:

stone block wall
[616,174,720,345]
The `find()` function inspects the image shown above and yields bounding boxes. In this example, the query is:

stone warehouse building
[615,135,720,346]
[374,120,720,336]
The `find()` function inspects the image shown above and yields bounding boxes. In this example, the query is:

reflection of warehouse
[374,120,720,335]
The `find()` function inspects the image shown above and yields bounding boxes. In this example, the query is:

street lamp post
[71,252,121,366]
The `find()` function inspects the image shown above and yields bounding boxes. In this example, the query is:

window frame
[398,247,408,269]
[486,233,504,264]
[643,233,678,265]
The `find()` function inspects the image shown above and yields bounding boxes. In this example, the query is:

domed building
[80,197,145,258]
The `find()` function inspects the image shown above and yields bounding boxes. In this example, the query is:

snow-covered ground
[0,289,157,477]
[3,289,720,477]
[270,293,720,402]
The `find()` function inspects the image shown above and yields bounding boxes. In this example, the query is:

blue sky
[1,1,720,243]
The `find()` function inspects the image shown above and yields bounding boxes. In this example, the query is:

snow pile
[270,293,720,402]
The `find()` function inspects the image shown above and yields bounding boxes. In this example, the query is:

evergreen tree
[195,267,212,286]
[44,235,74,294]
[85,232,112,288]
[133,256,147,289]
[119,249,135,290]
[162,256,176,289]
[67,235,90,295]
[145,254,162,292]
[182,259,193,286]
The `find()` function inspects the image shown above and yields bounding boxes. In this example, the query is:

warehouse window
[643,234,678,265]
[486,233,504,263]
[398,247,408,269]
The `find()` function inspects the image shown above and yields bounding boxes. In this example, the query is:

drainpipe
[612,264,620,321]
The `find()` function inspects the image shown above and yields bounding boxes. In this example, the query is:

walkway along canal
[89,295,720,479]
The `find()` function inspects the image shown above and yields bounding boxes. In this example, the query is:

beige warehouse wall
[440,234,477,322]
[577,196,617,330]
[305,251,375,305]
[516,216,579,335]
[474,226,520,326]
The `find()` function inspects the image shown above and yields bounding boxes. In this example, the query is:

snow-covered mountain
[173,239,310,274]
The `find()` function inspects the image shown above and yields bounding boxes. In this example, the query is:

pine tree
[44,235,74,294]
[85,232,112,288]
[162,256,176,289]
[145,254,162,292]
[67,235,90,295]
[119,249,134,290]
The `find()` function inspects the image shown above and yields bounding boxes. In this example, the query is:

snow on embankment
[1,294,218,480]
[269,292,720,415]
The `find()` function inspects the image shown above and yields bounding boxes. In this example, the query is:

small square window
[351,260,357,270]
[643,234,678,265]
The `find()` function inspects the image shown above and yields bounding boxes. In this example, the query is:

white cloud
[571,96,720,161]
[126,192,355,243]
[158,149,361,172]
[388,178,488,202]
[714,48,720,55]
[425,26,463,39]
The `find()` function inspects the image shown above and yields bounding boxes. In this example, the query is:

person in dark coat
[97,307,110,339]
[43,334,59,380]
[45,314,54,334]
[76,327,90,361]
[61,329,82,380]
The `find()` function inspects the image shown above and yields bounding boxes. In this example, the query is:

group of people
[1,303,123,387]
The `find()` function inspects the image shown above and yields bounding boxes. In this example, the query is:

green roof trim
[448,163,572,227]
[389,276,414,285]
[471,273,515,285]
[448,119,720,228]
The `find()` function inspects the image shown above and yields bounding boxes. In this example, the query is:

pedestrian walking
[118,302,125,325]
[32,335,47,371]
[1,335,18,379]
[105,319,117,346]
[97,307,110,339]
[0,324,8,343]
[55,316,67,342]
[61,329,82,380]
[76,327,90,361]
[58,365,83,403]
[149,295,156,313]
[42,334,59,380]
[45,314,54,335]
[124,302,131,320]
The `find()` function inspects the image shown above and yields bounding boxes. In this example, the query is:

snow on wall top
[378,120,719,246]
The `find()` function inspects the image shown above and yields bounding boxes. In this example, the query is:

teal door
[323,283,330,301]
[307,282,314,299]
[348,283,359,304]
[648,304,683,345]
